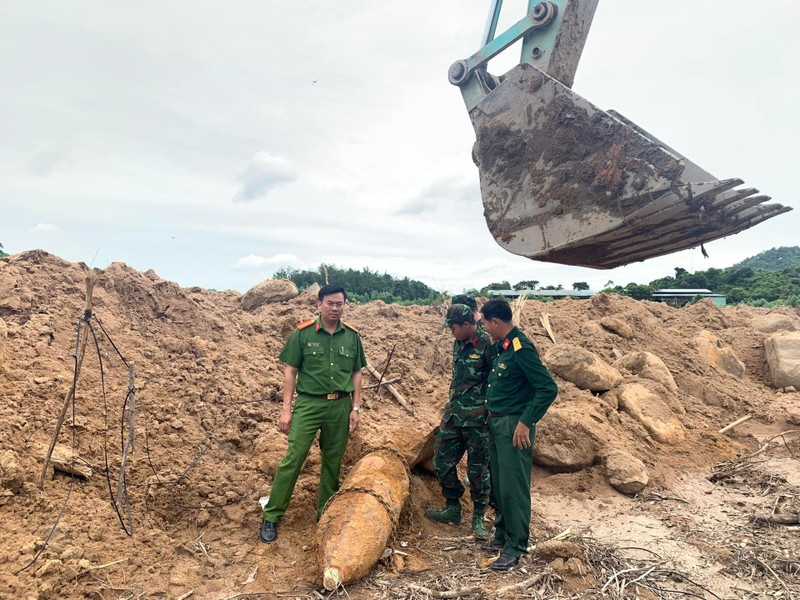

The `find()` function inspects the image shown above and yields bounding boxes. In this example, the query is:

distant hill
[732,246,800,271]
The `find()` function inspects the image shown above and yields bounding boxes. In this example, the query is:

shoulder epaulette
[512,337,523,352]
[297,319,315,330]
[342,321,359,333]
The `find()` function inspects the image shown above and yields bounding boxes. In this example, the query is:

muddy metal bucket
[470,63,792,269]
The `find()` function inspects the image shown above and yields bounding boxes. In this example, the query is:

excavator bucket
[452,0,792,269]
[470,64,792,268]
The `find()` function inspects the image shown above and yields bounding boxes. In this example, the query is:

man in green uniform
[259,284,366,544]
[480,298,558,570]
[425,304,496,539]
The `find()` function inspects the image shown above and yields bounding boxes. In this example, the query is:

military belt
[303,391,351,400]
[488,411,520,418]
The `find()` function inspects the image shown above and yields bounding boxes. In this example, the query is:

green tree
[572,281,589,291]
[513,280,539,290]
[0,242,7,258]
[621,283,653,300]
[540,284,563,290]
[480,281,511,294]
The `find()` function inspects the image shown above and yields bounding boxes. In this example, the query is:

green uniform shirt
[279,317,366,395]
[486,326,558,427]
[443,329,497,427]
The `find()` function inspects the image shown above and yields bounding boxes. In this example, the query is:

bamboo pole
[39,274,96,488]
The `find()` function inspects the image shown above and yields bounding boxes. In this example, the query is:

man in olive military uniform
[451,294,481,328]
[480,298,558,570]
[425,304,496,539]
[259,284,366,544]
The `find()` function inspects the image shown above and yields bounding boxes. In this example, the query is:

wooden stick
[718,414,752,434]
[362,377,400,390]
[39,274,96,488]
[365,364,413,414]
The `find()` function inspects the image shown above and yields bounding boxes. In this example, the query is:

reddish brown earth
[1,250,799,599]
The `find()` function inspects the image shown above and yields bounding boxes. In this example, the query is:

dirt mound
[1,250,799,598]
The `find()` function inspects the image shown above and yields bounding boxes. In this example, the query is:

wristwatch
[352,406,361,413]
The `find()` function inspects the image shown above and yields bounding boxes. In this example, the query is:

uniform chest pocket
[336,346,356,371]
[302,345,325,364]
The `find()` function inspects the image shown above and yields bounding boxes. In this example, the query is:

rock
[612,382,685,445]
[752,314,797,334]
[0,450,25,493]
[765,332,800,389]
[603,449,649,495]
[600,316,634,339]
[304,282,321,297]
[579,321,604,337]
[241,279,299,311]
[533,540,584,561]
[693,331,745,378]
[544,344,623,392]
[196,509,211,527]
[534,405,609,471]
[787,409,800,426]
[613,351,678,395]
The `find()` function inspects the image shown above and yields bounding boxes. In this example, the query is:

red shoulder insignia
[342,321,359,333]
[297,319,315,330]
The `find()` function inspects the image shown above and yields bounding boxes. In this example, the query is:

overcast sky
[2,1,798,294]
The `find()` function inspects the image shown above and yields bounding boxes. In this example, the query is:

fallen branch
[496,572,548,596]
[365,364,413,414]
[718,414,752,434]
[405,583,483,598]
[752,512,800,525]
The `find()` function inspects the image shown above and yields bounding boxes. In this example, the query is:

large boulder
[613,382,685,445]
[241,279,299,311]
[534,404,609,471]
[613,351,678,395]
[693,330,745,378]
[600,316,634,340]
[765,332,800,389]
[603,449,649,495]
[752,314,797,334]
[544,344,623,392]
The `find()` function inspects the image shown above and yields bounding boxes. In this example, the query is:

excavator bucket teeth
[470,64,792,269]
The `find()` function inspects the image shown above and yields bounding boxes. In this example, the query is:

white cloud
[233,152,297,203]
[28,223,61,232]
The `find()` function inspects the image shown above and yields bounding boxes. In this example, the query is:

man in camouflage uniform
[425,304,496,539]
[451,294,481,328]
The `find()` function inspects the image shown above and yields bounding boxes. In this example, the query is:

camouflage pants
[433,420,490,512]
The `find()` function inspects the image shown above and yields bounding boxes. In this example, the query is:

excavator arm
[450,0,792,269]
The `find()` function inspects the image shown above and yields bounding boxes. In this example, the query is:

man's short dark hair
[319,284,347,301]
[481,298,512,322]
[451,294,478,311]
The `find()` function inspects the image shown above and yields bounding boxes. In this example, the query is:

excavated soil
[1,250,799,599]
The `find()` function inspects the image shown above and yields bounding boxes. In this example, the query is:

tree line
[273,265,439,304]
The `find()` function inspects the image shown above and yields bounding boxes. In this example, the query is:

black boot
[491,552,519,571]
[259,520,278,543]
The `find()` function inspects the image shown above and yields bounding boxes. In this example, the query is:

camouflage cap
[450,294,477,311]
[444,303,475,327]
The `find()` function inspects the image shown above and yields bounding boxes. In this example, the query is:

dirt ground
[1,250,799,599]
